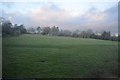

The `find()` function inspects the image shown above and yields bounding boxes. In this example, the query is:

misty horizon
[0,1,118,34]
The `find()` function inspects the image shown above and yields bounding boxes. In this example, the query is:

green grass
[2,34,118,78]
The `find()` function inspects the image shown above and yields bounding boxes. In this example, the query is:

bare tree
[37,26,41,34]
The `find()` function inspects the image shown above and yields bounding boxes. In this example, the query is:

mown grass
[2,34,118,78]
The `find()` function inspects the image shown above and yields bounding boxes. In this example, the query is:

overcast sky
[0,0,119,34]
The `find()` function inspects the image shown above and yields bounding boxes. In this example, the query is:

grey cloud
[1,2,118,34]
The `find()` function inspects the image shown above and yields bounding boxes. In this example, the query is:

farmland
[2,34,118,78]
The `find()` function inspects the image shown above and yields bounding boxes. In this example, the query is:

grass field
[2,34,118,78]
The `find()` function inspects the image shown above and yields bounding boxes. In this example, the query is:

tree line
[1,18,120,41]
[1,19,26,36]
